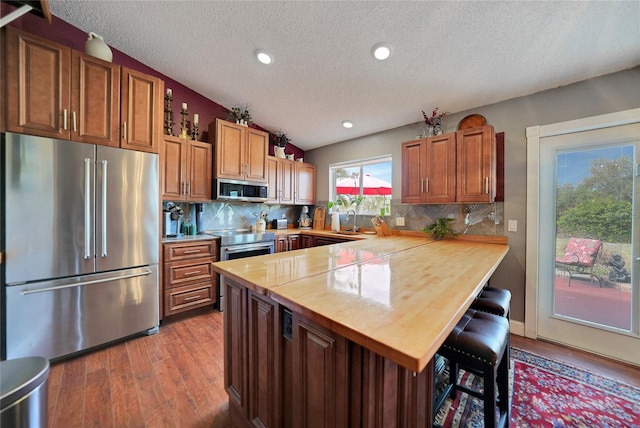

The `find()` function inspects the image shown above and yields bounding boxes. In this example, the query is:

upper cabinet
[455,125,496,203]
[72,51,120,146]
[119,67,163,153]
[267,156,316,205]
[294,161,316,205]
[266,156,294,204]
[401,125,496,204]
[2,27,161,153]
[210,119,268,183]
[161,136,212,202]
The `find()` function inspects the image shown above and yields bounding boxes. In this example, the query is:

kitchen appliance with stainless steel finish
[2,133,159,361]
[215,178,268,202]
[204,230,275,311]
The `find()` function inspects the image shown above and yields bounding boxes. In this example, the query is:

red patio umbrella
[336,174,392,195]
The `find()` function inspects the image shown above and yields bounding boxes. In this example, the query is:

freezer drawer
[5,266,159,361]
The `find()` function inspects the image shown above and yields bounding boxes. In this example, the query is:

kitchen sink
[334,230,360,235]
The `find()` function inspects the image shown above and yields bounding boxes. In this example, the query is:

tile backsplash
[164,200,504,236]
[164,201,307,231]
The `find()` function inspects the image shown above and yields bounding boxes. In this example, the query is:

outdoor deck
[554,274,631,330]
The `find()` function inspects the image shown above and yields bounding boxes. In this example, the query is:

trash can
[0,356,49,428]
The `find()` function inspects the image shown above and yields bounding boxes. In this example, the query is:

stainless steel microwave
[215,178,268,202]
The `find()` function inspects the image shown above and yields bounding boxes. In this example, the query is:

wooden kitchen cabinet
[287,309,349,428]
[401,133,456,204]
[223,278,347,428]
[456,125,496,203]
[222,276,437,428]
[266,156,294,204]
[267,156,316,206]
[162,240,217,317]
[210,119,268,182]
[294,161,316,205]
[301,235,314,249]
[4,26,120,146]
[312,235,351,247]
[247,290,282,427]
[274,234,302,253]
[120,67,163,153]
[274,235,288,253]
[401,125,495,204]
[161,136,212,201]
[3,27,162,153]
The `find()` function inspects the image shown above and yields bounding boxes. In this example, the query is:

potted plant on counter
[423,217,457,240]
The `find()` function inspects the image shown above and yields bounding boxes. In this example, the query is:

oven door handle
[222,242,273,254]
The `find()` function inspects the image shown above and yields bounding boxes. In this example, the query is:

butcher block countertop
[212,236,509,372]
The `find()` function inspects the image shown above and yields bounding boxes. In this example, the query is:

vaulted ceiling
[49,1,640,150]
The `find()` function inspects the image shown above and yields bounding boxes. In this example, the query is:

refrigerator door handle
[84,158,92,260]
[20,269,153,295]
[101,159,108,257]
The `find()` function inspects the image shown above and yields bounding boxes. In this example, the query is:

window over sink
[330,155,392,215]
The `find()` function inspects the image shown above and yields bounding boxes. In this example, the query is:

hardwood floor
[47,308,232,428]
[47,309,640,427]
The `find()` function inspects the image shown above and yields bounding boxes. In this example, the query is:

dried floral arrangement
[422,108,449,127]
[272,131,290,147]
[228,106,252,124]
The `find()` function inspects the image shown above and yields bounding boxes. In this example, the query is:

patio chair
[555,238,603,287]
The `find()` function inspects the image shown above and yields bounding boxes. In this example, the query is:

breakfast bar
[212,235,509,427]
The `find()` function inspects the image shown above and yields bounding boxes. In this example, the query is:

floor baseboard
[510,319,525,336]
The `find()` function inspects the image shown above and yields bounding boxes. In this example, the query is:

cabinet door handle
[485,177,489,194]
[183,271,202,276]
[425,178,429,193]
[187,182,191,195]
[420,178,424,193]
[123,121,127,140]
[72,111,77,132]
[63,109,68,130]
[184,295,202,301]
[182,182,186,196]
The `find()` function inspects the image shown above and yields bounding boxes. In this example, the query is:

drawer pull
[183,271,202,276]
[184,295,202,301]
[183,249,202,254]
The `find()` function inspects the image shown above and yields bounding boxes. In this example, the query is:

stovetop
[203,229,275,246]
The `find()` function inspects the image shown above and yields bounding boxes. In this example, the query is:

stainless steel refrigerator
[2,133,159,360]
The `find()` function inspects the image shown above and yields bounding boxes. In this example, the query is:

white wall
[305,66,640,323]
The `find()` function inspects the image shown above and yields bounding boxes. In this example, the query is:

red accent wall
[1,3,304,158]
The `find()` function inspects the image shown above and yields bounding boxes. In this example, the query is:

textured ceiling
[48,1,640,150]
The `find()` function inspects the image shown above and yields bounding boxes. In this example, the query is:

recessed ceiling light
[342,120,353,129]
[255,49,273,65]
[372,43,392,60]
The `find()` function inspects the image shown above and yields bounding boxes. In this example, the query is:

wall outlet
[396,216,405,227]
[508,220,518,232]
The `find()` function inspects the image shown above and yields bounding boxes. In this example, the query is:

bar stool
[436,309,510,428]
[471,286,511,320]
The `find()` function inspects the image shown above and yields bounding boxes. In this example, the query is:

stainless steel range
[204,230,275,311]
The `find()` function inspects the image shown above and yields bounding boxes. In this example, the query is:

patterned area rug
[434,348,640,427]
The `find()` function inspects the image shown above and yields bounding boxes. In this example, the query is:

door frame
[525,108,640,339]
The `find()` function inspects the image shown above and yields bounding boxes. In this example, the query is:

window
[330,155,392,215]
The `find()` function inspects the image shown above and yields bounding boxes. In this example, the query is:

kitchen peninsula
[212,235,509,427]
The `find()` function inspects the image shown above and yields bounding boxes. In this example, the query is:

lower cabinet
[223,277,435,428]
[301,235,314,249]
[162,240,217,317]
[275,234,302,253]
[313,235,351,247]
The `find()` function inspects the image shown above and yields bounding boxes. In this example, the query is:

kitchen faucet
[345,209,357,232]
